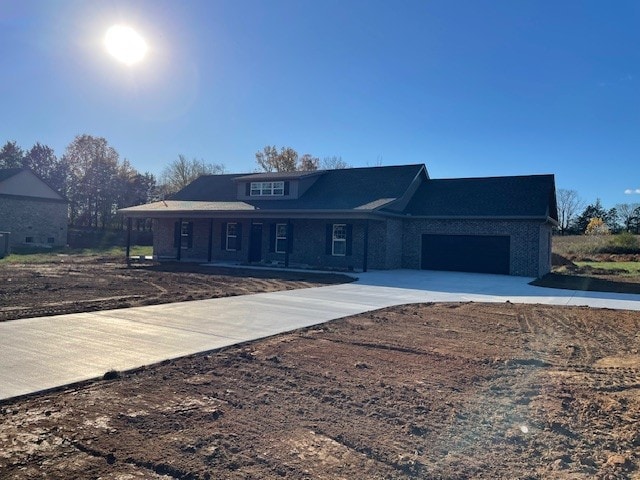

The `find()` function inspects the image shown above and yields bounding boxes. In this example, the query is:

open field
[538,235,640,293]
[1,302,639,479]
[552,234,640,259]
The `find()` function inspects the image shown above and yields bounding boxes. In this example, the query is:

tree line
[556,188,640,235]
[0,138,346,230]
[0,136,227,230]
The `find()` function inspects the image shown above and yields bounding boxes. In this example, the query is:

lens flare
[104,25,148,65]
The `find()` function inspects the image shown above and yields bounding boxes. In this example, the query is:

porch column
[207,219,214,263]
[125,217,132,267]
[362,220,369,272]
[176,217,182,261]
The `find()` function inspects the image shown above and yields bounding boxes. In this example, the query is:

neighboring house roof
[0,168,66,202]
[404,174,558,221]
[0,168,23,183]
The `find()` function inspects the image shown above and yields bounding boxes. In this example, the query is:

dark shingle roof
[234,171,323,181]
[170,174,244,201]
[169,165,425,211]
[404,174,557,220]
[121,165,557,222]
[250,164,424,210]
[0,168,24,183]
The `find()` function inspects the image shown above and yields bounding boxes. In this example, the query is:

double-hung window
[226,223,237,251]
[275,223,288,253]
[250,181,285,196]
[332,224,347,256]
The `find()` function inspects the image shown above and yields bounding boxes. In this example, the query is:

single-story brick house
[119,164,557,277]
[0,168,68,248]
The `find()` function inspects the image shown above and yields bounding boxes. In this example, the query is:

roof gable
[0,168,23,183]
[0,168,65,201]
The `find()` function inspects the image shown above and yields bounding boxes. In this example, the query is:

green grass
[575,261,640,274]
[0,245,152,264]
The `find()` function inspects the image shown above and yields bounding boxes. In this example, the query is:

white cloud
[624,188,640,194]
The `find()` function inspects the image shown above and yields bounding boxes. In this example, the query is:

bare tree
[298,154,319,171]
[320,155,349,169]
[255,146,354,172]
[556,189,584,235]
[615,203,640,232]
[255,146,299,172]
[159,154,225,195]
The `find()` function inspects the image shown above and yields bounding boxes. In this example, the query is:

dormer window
[250,181,284,196]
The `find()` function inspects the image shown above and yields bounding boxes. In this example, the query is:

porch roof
[119,199,389,219]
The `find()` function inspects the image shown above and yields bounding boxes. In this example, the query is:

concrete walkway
[2,269,640,401]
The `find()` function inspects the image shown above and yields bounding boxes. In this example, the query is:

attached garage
[421,234,510,275]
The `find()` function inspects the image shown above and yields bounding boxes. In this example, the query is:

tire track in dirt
[2,302,639,479]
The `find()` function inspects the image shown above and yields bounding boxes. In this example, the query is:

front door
[249,223,263,262]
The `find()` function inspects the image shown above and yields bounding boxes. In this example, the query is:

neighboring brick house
[0,168,68,248]
[120,164,558,277]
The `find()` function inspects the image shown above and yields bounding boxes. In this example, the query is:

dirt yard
[1,255,639,478]
[1,297,639,478]
[0,256,350,322]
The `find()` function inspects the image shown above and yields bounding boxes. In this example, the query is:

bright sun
[104,25,148,65]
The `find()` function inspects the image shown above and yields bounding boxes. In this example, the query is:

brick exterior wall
[0,196,68,247]
[153,218,249,263]
[538,223,553,278]
[402,219,552,277]
[152,216,552,277]
[153,217,397,271]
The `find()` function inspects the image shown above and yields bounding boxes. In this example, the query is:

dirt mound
[552,253,576,267]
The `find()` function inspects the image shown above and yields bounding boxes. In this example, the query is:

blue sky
[1,0,638,208]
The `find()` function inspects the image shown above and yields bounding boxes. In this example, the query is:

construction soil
[1,259,640,479]
[0,256,351,323]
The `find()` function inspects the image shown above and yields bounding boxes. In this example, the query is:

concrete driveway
[1,269,639,401]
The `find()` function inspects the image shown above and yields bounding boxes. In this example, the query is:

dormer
[235,170,324,200]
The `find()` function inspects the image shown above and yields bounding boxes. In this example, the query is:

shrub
[598,232,640,254]
[585,218,610,235]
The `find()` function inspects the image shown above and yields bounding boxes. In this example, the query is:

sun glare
[104,24,148,65]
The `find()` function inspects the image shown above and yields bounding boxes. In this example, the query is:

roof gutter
[118,208,384,220]
[377,211,559,224]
